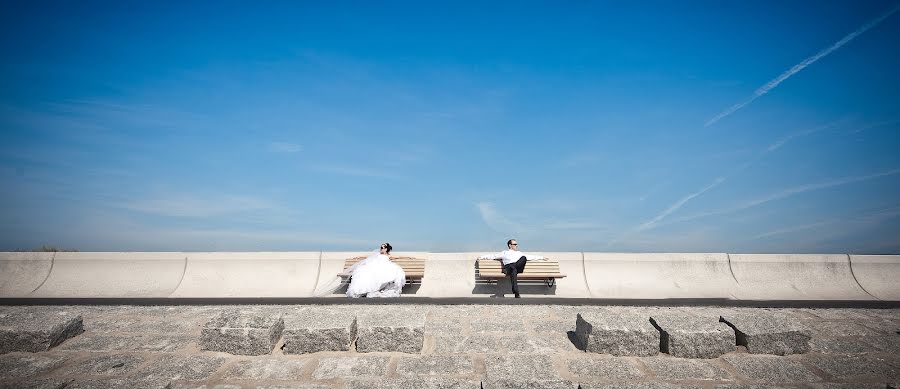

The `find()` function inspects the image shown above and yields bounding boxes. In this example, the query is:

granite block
[0,309,84,353]
[575,311,659,356]
[0,353,67,379]
[650,312,733,359]
[720,311,811,355]
[395,355,475,377]
[356,311,425,353]
[566,355,645,380]
[282,311,356,354]
[312,356,390,379]
[200,310,284,356]
[639,356,733,381]
[721,354,819,383]
[807,354,900,381]
[347,379,482,389]
[221,358,309,380]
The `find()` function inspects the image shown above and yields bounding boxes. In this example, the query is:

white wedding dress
[345,252,407,298]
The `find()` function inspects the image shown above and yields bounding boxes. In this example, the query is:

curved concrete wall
[849,255,900,301]
[416,253,478,297]
[583,253,738,299]
[534,252,591,298]
[1,251,896,300]
[729,254,873,300]
[171,252,321,298]
[0,252,54,297]
[31,252,187,298]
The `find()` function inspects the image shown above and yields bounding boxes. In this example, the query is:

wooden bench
[338,256,426,282]
[476,259,566,287]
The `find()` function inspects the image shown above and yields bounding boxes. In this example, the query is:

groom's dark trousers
[502,256,528,295]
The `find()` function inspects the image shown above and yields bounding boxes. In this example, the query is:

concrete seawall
[1,252,897,300]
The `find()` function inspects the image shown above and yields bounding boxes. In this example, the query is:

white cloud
[118,193,278,218]
[660,168,900,228]
[476,202,523,234]
[268,142,302,153]
[705,5,900,127]
[313,165,404,180]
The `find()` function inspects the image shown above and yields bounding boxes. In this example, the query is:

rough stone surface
[575,311,660,356]
[221,358,309,380]
[484,354,561,382]
[356,310,425,353]
[650,312,733,359]
[580,384,700,389]
[396,355,475,376]
[721,354,819,383]
[0,353,67,379]
[312,356,390,379]
[0,308,84,353]
[0,378,71,389]
[639,357,734,381]
[134,354,228,382]
[200,310,284,356]
[434,333,570,354]
[810,337,878,354]
[807,354,900,381]
[1,304,898,388]
[566,355,646,380]
[282,311,356,354]
[58,353,146,376]
[57,333,191,352]
[720,311,811,355]
[484,380,577,389]
[65,377,172,389]
[348,379,480,389]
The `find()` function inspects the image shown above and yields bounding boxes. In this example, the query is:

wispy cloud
[635,175,727,232]
[476,202,524,234]
[851,119,900,134]
[749,220,836,241]
[561,153,601,168]
[544,220,609,231]
[739,168,900,210]
[117,193,278,218]
[662,168,900,227]
[312,165,404,180]
[268,142,302,153]
[631,120,845,234]
[705,5,900,127]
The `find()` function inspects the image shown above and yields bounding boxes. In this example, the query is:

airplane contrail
[705,4,900,127]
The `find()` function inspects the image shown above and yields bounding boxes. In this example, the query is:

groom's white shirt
[479,250,545,265]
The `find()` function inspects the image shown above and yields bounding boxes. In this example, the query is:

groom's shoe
[514,293,521,298]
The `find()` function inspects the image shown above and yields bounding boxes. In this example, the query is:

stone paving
[0,304,897,388]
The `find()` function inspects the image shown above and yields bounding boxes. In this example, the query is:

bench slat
[340,257,426,279]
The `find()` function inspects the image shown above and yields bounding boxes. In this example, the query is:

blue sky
[1,1,899,253]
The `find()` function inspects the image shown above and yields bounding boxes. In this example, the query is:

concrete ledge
[31,252,187,298]
[171,252,320,298]
[417,253,477,297]
[0,252,54,297]
[200,310,284,356]
[850,255,900,301]
[730,254,873,300]
[583,253,737,299]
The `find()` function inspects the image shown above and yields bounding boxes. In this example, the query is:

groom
[479,239,544,298]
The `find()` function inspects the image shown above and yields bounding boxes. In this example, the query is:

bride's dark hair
[381,243,393,254]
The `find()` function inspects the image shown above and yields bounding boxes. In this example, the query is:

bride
[346,243,407,298]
